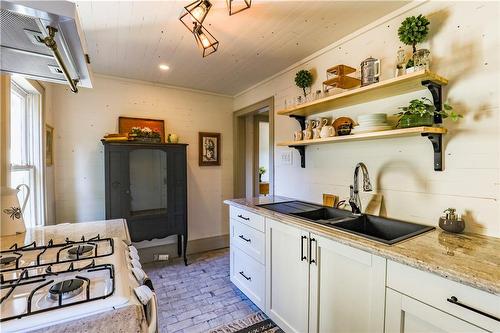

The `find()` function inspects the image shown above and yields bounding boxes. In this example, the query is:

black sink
[257,200,434,245]
[325,214,434,245]
[257,201,324,215]
[291,207,356,222]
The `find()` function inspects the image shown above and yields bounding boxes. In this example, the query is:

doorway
[233,97,274,198]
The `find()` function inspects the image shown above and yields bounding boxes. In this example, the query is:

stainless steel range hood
[0,0,93,92]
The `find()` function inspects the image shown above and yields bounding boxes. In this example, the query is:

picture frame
[199,132,221,166]
[46,124,54,166]
[118,116,165,143]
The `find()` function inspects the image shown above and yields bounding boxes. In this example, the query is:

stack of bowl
[351,113,392,134]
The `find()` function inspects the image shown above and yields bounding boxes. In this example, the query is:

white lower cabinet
[229,208,499,333]
[265,218,386,333]
[386,260,500,333]
[229,214,266,310]
[385,288,487,333]
[230,246,265,309]
[265,218,310,333]
[308,234,386,333]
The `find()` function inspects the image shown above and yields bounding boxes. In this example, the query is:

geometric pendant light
[226,0,251,15]
[179,0,213,33]
[193,23,219,57]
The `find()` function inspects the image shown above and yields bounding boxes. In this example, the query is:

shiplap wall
[234,1,500,237]
[50,75,233,241]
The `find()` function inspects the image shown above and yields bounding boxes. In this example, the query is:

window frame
[9,79,44,227]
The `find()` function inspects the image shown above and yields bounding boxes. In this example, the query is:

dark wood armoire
[102,140,188,265]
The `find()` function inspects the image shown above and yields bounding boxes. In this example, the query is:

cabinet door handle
[447,296,500,322]
[309,237,317,265]
[301,235,307,261]
[237,214,250,221]
[239,271,251,281]
[238,235,251,242]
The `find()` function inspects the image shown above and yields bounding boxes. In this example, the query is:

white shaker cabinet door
[265,218,310,333]
[308,234,386,333]
[385,288,488,333]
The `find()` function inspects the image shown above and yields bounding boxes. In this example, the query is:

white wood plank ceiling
[76,1,408,95]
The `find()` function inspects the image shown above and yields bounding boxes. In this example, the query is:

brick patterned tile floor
[143,248,262,333]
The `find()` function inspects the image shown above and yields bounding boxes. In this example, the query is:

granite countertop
[224,196,500,296]
[0,219,130,250]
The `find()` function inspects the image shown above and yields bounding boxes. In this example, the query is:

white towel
[134,285,154,305]
[131,258,142,269]
[132,266,146,283]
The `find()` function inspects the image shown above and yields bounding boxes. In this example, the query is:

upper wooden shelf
[277,126,447,147]
[277,70,448,117]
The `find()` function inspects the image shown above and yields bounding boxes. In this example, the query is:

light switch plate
[280,150,293,165]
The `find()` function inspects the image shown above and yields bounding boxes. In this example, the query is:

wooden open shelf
[278,70,448,117]
[277,127,447,147]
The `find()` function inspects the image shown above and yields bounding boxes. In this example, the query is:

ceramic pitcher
[1,184,29,236]
[303,120,314,140]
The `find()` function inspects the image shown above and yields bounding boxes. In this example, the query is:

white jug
[1,184,29,236]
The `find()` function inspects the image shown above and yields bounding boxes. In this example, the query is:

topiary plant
[295,69,313,98]
[398,14,430,53]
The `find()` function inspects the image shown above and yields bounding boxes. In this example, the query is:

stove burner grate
[0,256,17,266]
[67,245,94,258]
[49,278,85,301]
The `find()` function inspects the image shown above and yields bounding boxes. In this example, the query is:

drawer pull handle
[237,214,250,221]
[301,236,307,261]
[447,296,500,322]
[239,271,251,281]
[238,235,251,242]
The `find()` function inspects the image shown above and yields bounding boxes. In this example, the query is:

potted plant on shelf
[258,166,266,183]
[295,69,313,99]
[395,97,461,128]
[398,14,430,73]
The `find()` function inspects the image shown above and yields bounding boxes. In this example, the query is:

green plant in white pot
[295,69,313,98]
[395,97,461,128]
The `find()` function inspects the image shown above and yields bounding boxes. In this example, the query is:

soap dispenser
[439,208,465,233]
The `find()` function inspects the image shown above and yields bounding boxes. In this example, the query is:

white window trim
[10,78,44,227]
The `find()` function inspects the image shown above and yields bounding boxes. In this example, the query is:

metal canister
[360,57,381,86]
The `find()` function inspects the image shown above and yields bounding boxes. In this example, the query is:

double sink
[257,201,434,245]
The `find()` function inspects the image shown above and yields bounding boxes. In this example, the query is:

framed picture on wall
[46,124,54,166]
[199,132,221,166]
[118,116,165,143]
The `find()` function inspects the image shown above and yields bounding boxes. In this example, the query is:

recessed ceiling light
[159,64,170,71]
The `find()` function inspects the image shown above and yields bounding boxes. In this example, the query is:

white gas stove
[0,234,156,332]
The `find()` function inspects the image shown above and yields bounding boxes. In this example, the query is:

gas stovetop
[0,235,123,325]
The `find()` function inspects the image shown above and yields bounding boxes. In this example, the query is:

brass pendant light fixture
[179,0,212,33]
[193,23,219,58]
[226,0,252,16]
[179,0,252,57]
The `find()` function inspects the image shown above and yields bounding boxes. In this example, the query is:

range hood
[0,1,92,92]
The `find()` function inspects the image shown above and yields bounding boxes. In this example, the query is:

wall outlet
[280,150,293,165]
[154,254,170,261]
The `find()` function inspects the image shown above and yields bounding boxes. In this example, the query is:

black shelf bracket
[421,133,443,171]
[290,115,306,131]
[289,145,306,168]
[422,80,443,125]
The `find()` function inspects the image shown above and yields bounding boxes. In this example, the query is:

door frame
[233,97,274,198]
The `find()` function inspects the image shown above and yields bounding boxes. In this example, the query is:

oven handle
[147,292,158,333]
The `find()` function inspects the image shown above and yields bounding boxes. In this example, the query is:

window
[9,79,44,228]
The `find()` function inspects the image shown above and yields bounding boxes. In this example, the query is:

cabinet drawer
[231,219,265,264]
[230,206,265,232]
[387,260,500,331]
[230,247,265,309]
